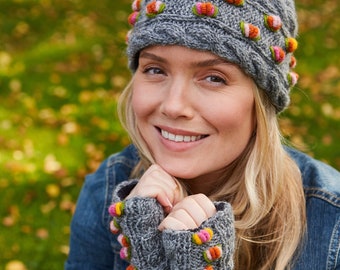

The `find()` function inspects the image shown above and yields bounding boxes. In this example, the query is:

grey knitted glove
[110,180,235,270]
[162,201,235,270]
[110,180,169,269]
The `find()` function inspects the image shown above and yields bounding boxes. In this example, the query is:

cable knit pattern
[110,180,235,269]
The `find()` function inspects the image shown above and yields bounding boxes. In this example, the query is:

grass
[0,0,339,269]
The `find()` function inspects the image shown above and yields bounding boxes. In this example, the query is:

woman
[65,0,340,269]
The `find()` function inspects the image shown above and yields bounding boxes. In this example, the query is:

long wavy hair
[118,77,306,270]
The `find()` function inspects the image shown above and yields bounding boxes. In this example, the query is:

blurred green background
[0,0,339,269]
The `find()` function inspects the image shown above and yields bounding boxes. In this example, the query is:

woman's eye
[206,75,227,85]
[144,67,164,75]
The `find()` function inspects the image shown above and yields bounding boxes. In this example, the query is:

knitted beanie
[126,0,299,112]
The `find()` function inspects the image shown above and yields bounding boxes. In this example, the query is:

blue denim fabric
[65,145,340,270]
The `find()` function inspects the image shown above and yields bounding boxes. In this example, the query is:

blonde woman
[66,0,340,269]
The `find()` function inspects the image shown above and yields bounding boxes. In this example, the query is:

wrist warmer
[110,180,235,270]
[162,201,235,270]
[110,180,168,269]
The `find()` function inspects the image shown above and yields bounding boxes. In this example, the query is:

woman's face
[132,45,255,189]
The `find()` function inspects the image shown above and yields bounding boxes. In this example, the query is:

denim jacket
[65,145,340,270]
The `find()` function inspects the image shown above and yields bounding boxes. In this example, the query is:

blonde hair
[118,78,306,270]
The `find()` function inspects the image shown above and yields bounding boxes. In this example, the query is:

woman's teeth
[161,129,204,142]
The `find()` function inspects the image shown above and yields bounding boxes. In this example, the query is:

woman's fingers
[158,194,216,231]
[126,164,183,211]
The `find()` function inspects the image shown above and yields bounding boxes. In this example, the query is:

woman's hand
[126,164,186,213]
[158,193,216,231]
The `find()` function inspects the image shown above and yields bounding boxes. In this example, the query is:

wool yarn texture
[126,0,299,112]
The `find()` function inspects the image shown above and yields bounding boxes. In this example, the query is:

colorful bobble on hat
[108,201,125,217]
[204,266,214,270]
[203,245,223,263]
[264,14,282,32]
[287,72,299,87]
[109,218,121,234]
[128,11,139,26]
[192,228,214,245]
[118,234,130,247]
[240,21,261,41]
[270,46,286,64]
[225,0,244,6]
[146,1,166,18]
[120,246,131,261]
[193,2,219,17]
[126,265,137,270]
[132,0,142,11]
[285,37,298,53]
[289,55,297,68]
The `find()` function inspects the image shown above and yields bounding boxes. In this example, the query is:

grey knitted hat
[126,0,299,112]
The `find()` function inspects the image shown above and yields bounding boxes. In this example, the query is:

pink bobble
[128,11,139,26]
[109,219,120,234]
[270,46,285,64]
[120,246,131,260]
[132,0,142,11]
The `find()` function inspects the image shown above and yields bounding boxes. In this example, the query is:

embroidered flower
[108,201,125,217]
[109,218,121,234]
[192,228,214,245]
[146,1,166,18]
[264,14,282,32]
[240,21,261,41]
[270,46,286,64]
[128,11,140,26]
[289,55,297,68]
[225,0,244,6]
[132,0,142,11]
[285,37,298,53]
[193,2,219,17]
[203,245,223,263]
[287,72,299,86]
[118,234,130,247]
[120,246,131,261]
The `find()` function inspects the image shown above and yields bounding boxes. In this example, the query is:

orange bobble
[203,245,223,263]
[225,0,244,6]
[285,37,298,53]
[240,22,261,41]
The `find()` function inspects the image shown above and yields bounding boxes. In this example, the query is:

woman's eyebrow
[139,51,233,68]
[139,51,167,63]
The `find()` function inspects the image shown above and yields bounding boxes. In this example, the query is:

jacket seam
[304,188,340,208]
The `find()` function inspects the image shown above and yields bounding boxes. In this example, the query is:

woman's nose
[160,79,195,119]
